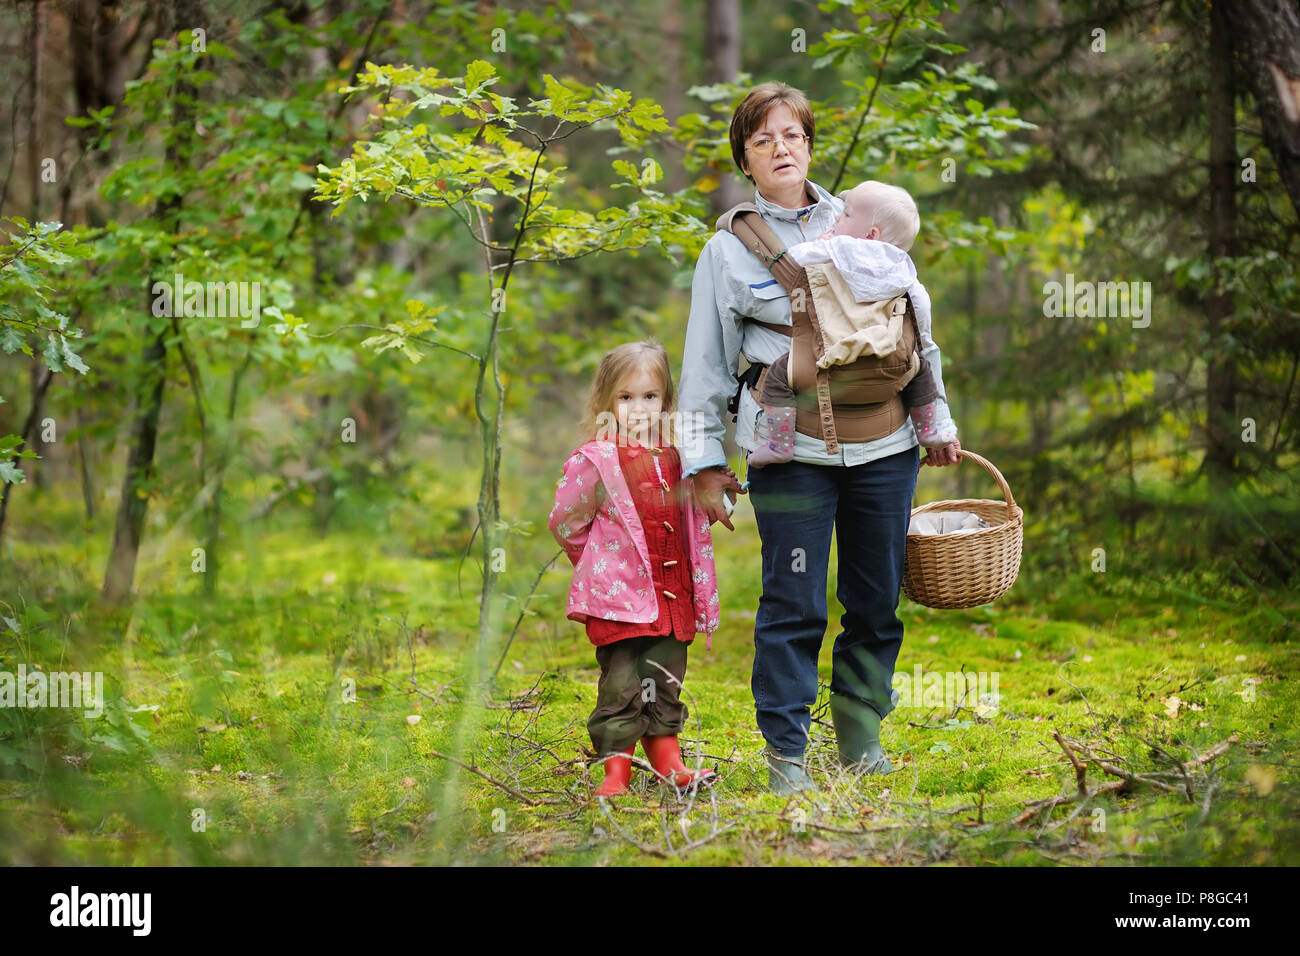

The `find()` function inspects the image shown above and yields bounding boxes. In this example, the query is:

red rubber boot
[641,735,716,789]
[593,747,635,797]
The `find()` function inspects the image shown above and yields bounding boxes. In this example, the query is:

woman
[676,81,961,793]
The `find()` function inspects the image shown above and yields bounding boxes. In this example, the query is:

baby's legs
[900,357,938,407]
[750,353,797,468]
[901,357,956,447]
[757,353,797,406]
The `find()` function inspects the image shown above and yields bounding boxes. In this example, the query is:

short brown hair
[729,82,815,182]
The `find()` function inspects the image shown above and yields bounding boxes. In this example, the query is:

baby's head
[825,181,920,251]
[580,339,677,447]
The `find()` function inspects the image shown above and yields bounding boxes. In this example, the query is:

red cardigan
[585,443,695,646]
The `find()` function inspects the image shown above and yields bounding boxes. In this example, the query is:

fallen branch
[784,817,941,835]
[494,730,569,765]
[597,800,670,858]
[1015,780,1129,826]
[1016,732,1239,826]
[427,747,558,807]
[1054,730,1088,796]
[1184,735,1239,769]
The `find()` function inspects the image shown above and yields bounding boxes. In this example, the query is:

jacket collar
[753,178,839,223]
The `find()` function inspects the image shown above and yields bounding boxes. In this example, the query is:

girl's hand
[920,440,962,467]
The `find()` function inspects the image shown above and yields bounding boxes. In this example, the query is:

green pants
[588,634,690,755]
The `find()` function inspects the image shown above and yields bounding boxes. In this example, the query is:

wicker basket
[902,449,1023,609]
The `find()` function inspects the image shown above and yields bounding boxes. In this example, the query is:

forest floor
[2,485,1297,866]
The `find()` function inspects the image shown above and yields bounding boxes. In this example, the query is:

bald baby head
[830,181,921,251]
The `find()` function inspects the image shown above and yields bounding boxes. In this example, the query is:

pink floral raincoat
[548,439,722,649]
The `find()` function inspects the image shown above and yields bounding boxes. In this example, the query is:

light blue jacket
[677,178,954,478]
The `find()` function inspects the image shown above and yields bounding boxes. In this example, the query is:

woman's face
[741,103,811,200]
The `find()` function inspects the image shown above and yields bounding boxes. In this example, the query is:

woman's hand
[694,465,744,531]
[920,440,962,467]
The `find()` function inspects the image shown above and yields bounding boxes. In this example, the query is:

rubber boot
[829,693,895,774]
[765,748,816,795]
[641,735,716,790]
[747,404,796,468]
[593,747,635,797]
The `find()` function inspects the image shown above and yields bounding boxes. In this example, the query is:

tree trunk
[26,0,46,220]
[27,1,50,491]
[204,0,384,586]
[64,1,140,524]
[0,367,54,547]
[1225,0,1300,219]
[1204,0,1240,551]
[65,0,137,226]
[704,0,743,218]
[661,0,687,195]
[70,0,134,118]
[101,326,166,601]
[102,0,202,602]
[76,403,96,521]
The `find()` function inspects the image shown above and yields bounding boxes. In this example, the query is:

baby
[749,180,957,467]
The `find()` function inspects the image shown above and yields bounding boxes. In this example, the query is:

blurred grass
[1,460,1296,866]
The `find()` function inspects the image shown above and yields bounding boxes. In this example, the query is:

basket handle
[947,448,1018,520]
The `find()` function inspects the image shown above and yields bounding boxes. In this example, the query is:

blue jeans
[746,446,920,756]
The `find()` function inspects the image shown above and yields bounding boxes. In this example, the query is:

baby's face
[823,190,878,241]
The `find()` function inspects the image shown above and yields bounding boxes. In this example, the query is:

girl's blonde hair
[577,340,678,446]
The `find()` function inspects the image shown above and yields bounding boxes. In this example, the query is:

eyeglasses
[744,132,810,155]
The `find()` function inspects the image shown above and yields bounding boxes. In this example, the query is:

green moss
[1,473,1296,867]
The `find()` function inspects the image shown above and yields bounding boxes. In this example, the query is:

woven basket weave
[902,449,1023,609]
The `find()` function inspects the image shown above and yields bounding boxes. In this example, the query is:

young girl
[547,341,722,797]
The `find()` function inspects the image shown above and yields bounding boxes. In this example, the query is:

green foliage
[808,3,1037,185]
[669,1,1042,277]
[2,499,1295,865]
[315,60,706,300]
[2,0,1297,866]
[0,219,92,483]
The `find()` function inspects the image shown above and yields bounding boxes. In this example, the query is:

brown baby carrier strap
[716,203,921,454]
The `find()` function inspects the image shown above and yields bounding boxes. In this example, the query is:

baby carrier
[717,203,922,454]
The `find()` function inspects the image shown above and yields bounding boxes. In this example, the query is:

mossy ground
[2,475,1296,866]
